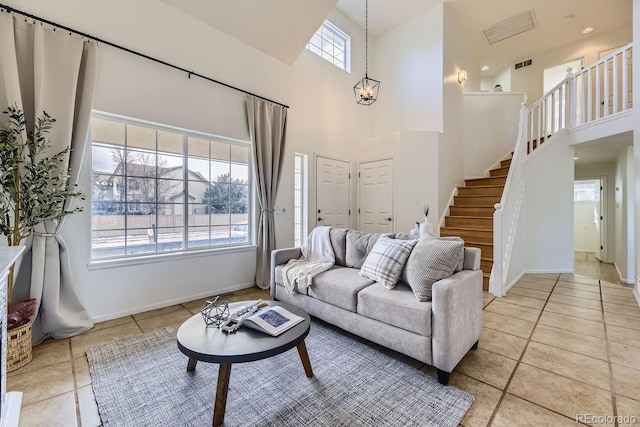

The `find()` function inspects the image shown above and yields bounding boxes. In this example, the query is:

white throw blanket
[282,226,335,294]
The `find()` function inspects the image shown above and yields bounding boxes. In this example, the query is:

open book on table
[243,305,304,336]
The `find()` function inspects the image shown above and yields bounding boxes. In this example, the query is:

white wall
[481,67,512,93]
[4,0,371,320]
[462,92,523,179]
[439,4,479,225]
[372,4,444,135]
[614,146,635,283]
[357,131,441,234]
[523,134,575,273]
[575,162,617,263]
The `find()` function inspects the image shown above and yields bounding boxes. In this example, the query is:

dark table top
[177,300,311,364]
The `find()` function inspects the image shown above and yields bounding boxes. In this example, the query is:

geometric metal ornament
[200,296,230,327]
[353,75,380,105]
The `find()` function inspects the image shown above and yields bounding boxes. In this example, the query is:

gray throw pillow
[360,236,418,289]
[346,231,379,268]
[329,228,348,266]
[403,238,465,301]
[436,236,465,272]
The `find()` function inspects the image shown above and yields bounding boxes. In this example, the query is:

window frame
[305,20,351,72]
[89,111,255,266]
[293,153,308,248]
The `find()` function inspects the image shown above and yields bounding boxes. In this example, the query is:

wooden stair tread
[441,226,492,232]
[446,216,493,219]
[458,184,505,189]
[467,175,508,180]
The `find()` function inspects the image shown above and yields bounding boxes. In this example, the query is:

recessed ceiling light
[563,15,575,23]
[481,65,490,71]
[582,27,594,34]
[574,157,579,160]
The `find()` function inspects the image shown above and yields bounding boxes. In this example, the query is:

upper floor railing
[527,43,633,155]
[491,43,633,296]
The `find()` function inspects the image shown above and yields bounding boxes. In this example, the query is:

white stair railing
[490,100,527,296]
[491,43,633,296]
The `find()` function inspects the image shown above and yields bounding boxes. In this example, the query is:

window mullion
[183,133,189,250]
[124,123,128,257]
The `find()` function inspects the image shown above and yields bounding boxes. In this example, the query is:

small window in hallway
[574,181,600,202]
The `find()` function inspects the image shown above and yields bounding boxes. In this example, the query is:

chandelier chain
[365,0,368,77]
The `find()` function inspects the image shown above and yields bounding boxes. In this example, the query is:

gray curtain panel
[246,96,288,289]
[0,15,97,341]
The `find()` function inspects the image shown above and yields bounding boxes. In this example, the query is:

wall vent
[483,10,537,45]
[514,59,533,70]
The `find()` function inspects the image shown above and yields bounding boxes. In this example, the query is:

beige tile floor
[8,252,640,426]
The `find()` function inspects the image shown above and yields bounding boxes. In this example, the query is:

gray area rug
[87,321,474,427]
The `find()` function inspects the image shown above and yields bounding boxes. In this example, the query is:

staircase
[440,157,511,291]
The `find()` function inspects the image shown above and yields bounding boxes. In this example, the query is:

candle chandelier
[353,0,380,105]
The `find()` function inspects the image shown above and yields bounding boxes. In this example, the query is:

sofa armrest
[270,247,302,296]
[431,269,483,373]
[463,247,481,271]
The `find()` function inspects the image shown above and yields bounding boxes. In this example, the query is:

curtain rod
[0,3,289,109]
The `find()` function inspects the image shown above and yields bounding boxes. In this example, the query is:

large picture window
[90,112,252,261]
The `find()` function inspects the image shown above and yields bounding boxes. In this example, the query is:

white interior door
[315,156,350,228]
[596,179,605,261]
[358,159,393,233]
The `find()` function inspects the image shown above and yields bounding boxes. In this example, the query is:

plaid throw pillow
[359,236,418,289]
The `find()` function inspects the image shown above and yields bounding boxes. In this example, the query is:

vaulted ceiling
[159,0,338,65]
[159,0,632,75]
[337,0,632,77]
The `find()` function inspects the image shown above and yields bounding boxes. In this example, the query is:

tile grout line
[69,339,83,427]
[485,275,563,426]
[600,278,619,427]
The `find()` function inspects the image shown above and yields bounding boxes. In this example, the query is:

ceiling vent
[483,10,537,45]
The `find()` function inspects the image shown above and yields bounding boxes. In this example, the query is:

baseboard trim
[90,281,258,323]
[634,287,640,308]
[614,263,634,285]
[500,268,572,296]
[503,271,525,295]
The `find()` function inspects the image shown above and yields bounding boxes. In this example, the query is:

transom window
[90,112,252,261]
[306,20,350,72]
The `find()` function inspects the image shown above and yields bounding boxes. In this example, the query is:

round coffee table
[176,300,313,427]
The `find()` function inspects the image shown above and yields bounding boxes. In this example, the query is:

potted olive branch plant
[0,104,86,326]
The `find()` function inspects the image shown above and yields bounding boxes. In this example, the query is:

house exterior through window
[90,112,252,261]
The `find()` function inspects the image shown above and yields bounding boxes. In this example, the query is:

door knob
[318,217,324,221]
[385,217,392,221]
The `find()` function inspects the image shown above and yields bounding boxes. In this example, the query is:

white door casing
[315,155,350,228]
[358,158,394,233]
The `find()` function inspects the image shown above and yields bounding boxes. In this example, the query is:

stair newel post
[566,67,576,129]
[490,202,503,297]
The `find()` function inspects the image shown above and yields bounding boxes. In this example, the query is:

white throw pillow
[359,236,418,289]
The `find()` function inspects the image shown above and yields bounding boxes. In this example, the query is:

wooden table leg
[187,357,197,372]
[296,340,314,378]
[213,363,232,427]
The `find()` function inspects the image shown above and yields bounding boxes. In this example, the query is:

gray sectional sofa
[270,228,483,385]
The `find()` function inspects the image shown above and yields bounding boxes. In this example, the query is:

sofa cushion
[357,282,432,336]
[359,236,418,289]
[274,265,308,294]
[402,238,465,302]
[308,267,374,312]
[329,228,348,267]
